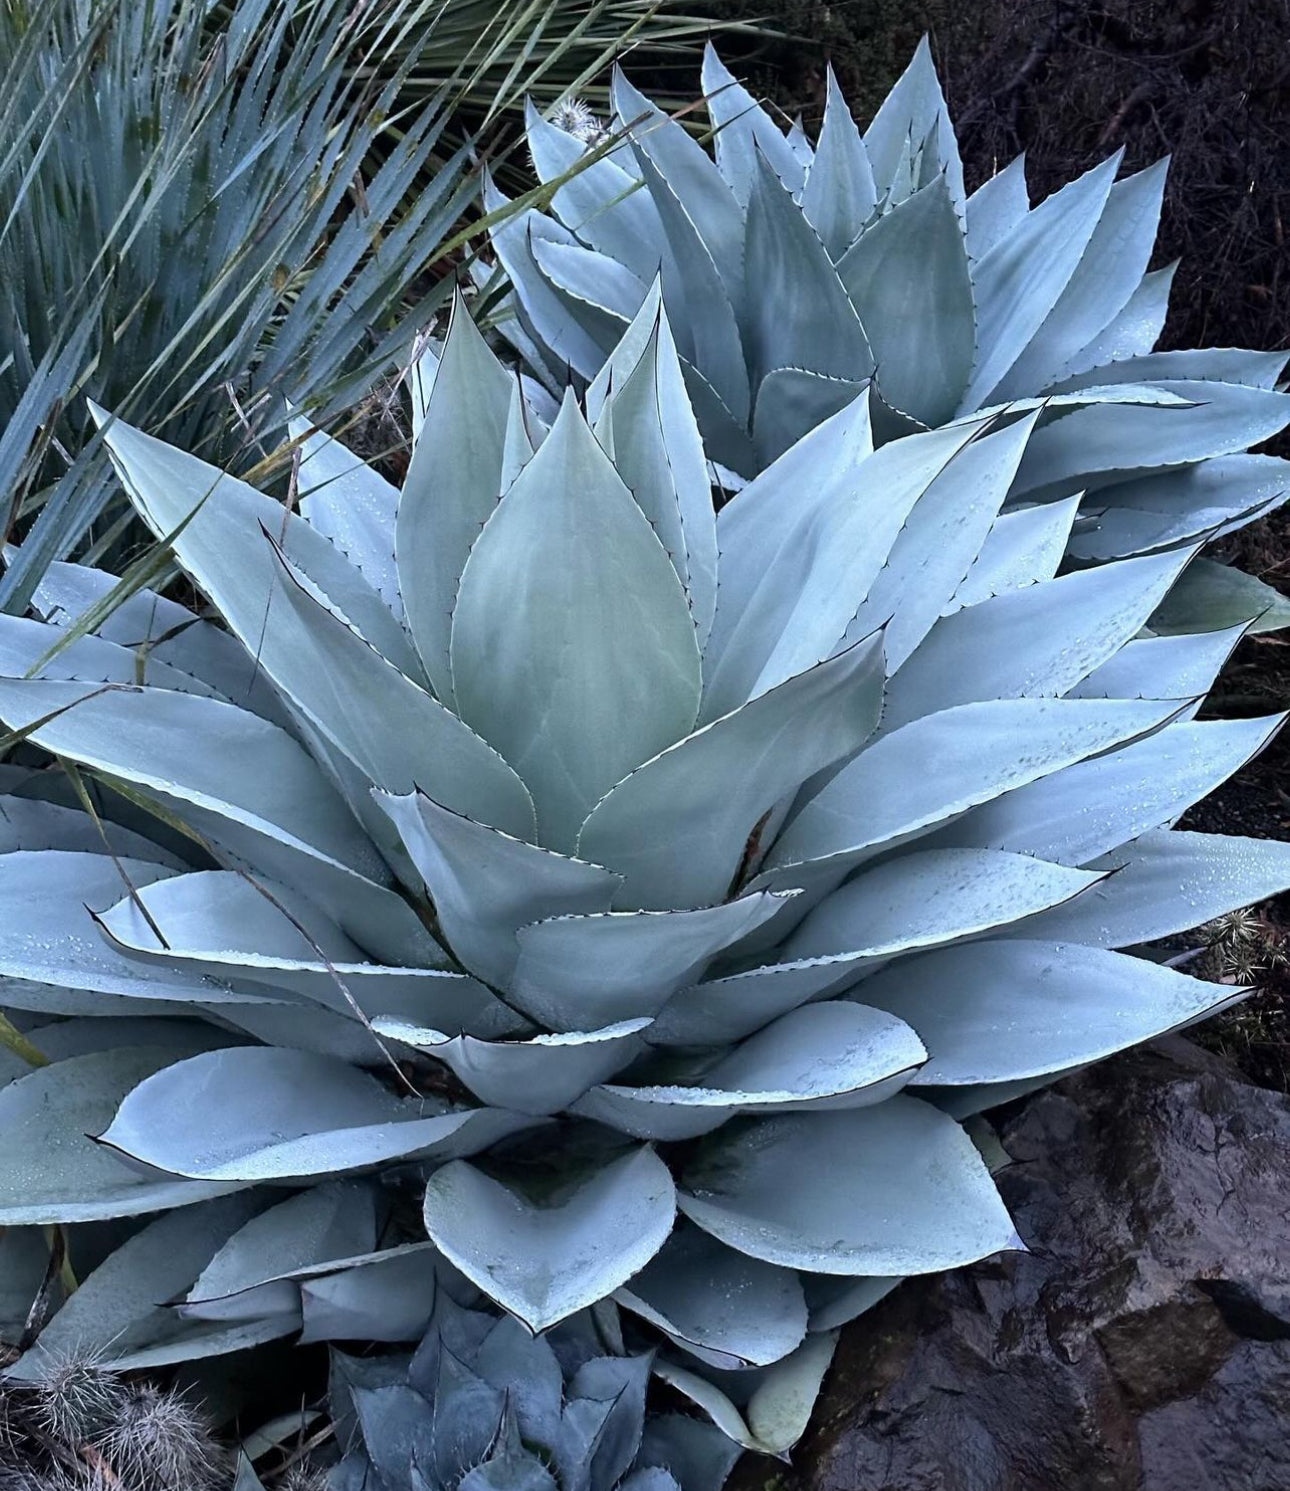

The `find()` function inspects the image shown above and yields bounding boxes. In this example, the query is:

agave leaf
[267,541,537,840]
[292,414,402,618]
[845,414,1037,669]
[612,66,744,309]
[376,790,622,990]
[451,394,702,853]
[30,558,291,726]
[655,1330,838,1456]
[0,850,269,1005]
[579,631,885,910]
[616,1224,807,1370]
[744,154,873,395]
[1014,829,1290,947]
[525,101,669,286]
[835,175,974,427]
[802,1274,901,1333]
[511,892,795,1030]
[701,44,805,203]
[1012,381,1290,500]
[800,67,877,259]
[1069,494,1282,566]
[1071,625,1246,703]
[0,1045,243,1224]
[964,155,1029,262]
[370,1018,650,1115]
[6,1194,294,1379]
[648,957,871,1047]
[1054,263,1176,381]
[95,408,421,680]
[1053,347,1289,391]
[486,175,612,380]
[784,848,1106,965]
[100,1047,529,1181]
[937,715,1283,866]
[596,303,719,652]
[574,1001,925,1141]
[768,695,1184,888]
[863,939,1241,1087]
[182,1182,377,1323]
[879,547,1194,733]
[0,613,229,699]
[679,1098,1017,1275]
[991,160,1168,402]
[562,1353,654,1490]
[703,408,989,716]
[531,236,649,328]
[461,1424,558,1491]
[963,153,1122,409]
[97,870,516,1037]
[0,794,182,864]
[863,37,963,216]
[471,1313,565,1437]
[1149,557,1290,635]
[637,1414,743,1491]
[750,366,868,468]
[300,1246,439,1344]
[946,496,1080,612]
[423,1148,676,1333]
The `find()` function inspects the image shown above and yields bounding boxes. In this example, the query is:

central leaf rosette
[0,288,1286,1449]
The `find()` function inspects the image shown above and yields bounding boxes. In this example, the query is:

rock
[733,1038,1290,1491]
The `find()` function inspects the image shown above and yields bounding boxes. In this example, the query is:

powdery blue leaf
[300,1245,439,1344]
[836,175,974,426]
[784,848,1105,965]
[1149,557,1290,635]
[1070,624,1245,704]
[579,632,886,910]
[525,100,670,285]
[935,714,1283,867]
[7,1194,287,1378]
[1054,263,1176,382]
[374,791,621,991]
[97,869,515,1038]
[1013,829,1290,947]
[702,45,805,202]
[291,414,401,617]
[991,159,1168,401]
[767,697,1186,881]
[751,367,868,469]
[864,38,963,216]
[531,237,648,329]
[744,155,873,394]
[451,395,701,854]
[963,153,1122,410]
[423,1148,676,1333]
[800,67,878,259]
[100,1047,528,1182]
[862,939,1241,1086]
[0,613,228,700]
[573,1001,925,1141]
[0,1046,242,1224]
[616,1225,807,1371]
[94,407,419,680]
[511,892,795,1030]
[679,1099,1017,1275]
[370,1018,649,1115]
[802,1274,901,1333]
[945,496,1080,612]
[964,155,1028,262]
[879,547,1194,733]
[267,541,535,840]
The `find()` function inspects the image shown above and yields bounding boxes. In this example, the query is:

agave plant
[237,1289,741,1491]
[488,41,1290,630]
[1,291,1289,1462]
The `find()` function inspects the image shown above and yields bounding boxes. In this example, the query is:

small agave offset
[1,286,1289,1471]
[492,41,1290,634]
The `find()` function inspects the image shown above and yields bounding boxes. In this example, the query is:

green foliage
[1,285,1287,1459]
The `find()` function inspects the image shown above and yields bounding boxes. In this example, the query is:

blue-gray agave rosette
[0,294,1287,1457]
[490,43,1290,634]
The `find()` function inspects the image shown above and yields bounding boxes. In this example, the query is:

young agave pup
[0,292,1288,1470]
[491,43,1290,633]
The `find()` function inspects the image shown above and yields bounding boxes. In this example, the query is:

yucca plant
[2,290,1289,1464]
[489,41,1290,631]
[0,0,484,615]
